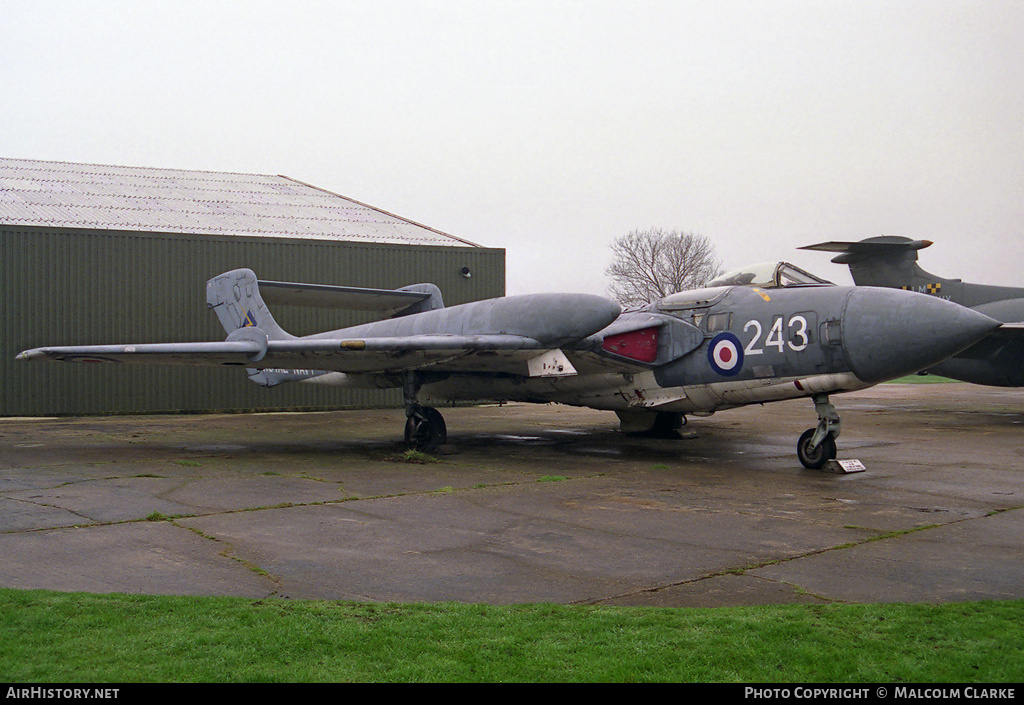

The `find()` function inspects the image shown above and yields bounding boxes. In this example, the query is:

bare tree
[606,228,724,307]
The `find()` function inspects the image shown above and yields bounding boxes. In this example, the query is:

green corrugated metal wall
[1,226,505,416]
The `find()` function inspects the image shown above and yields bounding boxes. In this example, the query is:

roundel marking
[708,332,744,376]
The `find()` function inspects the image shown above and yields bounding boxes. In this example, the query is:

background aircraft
[18,266,999,469]
[802,236,1024,387]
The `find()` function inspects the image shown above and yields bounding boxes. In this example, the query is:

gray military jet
[802,236,1024,387]
[17,265,1000,469]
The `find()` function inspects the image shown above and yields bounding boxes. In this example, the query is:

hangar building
[0,157,505,416]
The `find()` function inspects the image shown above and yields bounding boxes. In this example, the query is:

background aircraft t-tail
[801,236,1024,387]
[18,265,1000,469]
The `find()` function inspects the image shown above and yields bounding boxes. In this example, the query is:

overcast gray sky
[4,0,1022,295]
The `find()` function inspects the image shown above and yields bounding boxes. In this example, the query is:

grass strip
[1,589,1022,682]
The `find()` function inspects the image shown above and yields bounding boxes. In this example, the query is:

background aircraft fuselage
[802,236,1024,386]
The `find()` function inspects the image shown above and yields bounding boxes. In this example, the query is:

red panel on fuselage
[601,327,660,363]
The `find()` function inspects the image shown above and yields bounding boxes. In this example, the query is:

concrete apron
[0,383,1022,607]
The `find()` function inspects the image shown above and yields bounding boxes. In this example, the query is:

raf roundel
[708,332,744,376]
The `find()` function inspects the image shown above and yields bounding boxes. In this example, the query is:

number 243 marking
[744,316,809,354]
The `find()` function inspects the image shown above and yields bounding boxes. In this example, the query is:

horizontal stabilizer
[800,237,932,265]
[258,279,443,317]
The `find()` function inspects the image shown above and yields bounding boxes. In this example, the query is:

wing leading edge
[16,333,572,375]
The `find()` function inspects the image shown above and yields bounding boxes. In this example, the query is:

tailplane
[800,236,943,289]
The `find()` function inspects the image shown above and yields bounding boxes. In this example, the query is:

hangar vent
[1,157,505,417]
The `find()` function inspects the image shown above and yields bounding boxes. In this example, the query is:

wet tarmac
[1,383,1022,607]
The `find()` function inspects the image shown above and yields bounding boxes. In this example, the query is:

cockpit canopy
[708,261,833,289]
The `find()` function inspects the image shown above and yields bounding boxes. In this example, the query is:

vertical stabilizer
[206,269,294,340]
[393,283,444,315]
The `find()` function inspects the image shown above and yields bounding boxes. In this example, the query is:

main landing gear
[402,372,447,453]
[405,405,447,453]
[797,393,840,470]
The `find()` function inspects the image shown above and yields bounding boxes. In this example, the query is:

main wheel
[622,411,684,438]
[797,428,837,469]
[650,411,684,438]
[404,406,447,453]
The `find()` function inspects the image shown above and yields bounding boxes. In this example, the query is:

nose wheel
[797,393,841,469]
[797,428,837,469]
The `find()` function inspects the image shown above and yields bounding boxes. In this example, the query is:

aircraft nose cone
[842,287,1001,383]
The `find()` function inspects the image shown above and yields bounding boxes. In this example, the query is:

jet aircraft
[17,265,1000,469]
[802,236,1024,387]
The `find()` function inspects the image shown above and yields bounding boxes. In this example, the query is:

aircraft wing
[16,333,587,377]
[956,322,1024,357]
[17,340,273,367]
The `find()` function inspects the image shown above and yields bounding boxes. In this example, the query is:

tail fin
[206,268,294,340]
[800,236,941,289]
[393,283,444,315]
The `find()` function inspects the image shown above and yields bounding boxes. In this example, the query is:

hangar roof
[0,157,479,247]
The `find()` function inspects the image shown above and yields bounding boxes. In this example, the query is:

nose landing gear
[797,393,840,469]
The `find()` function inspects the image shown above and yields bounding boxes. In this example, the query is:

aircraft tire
[405,406,447,453]
[797,428,837,470]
